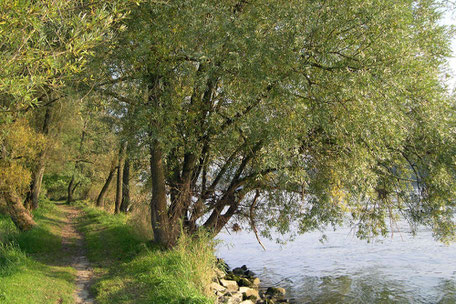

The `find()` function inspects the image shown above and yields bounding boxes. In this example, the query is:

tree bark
[119,156,130,212]
[115,142,126,214]
[66,175,80,203]
[24,105,52,210]
[150,141,175,248]
[67,129,86,204]
[96,165,117,207]
[24,157,46,210]
[4,192,36,231]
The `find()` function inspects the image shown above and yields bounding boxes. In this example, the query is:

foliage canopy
[2,0,456,246]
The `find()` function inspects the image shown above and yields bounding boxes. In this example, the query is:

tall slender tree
[24,103,53,210]
[120,153,131,212]
[96,159,118,208]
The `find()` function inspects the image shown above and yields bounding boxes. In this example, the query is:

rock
[257,299,276,304]
[252,277,261,286]
[243,294,258,302]
[239,287,260,300]
[266,287,286,297]
[211,282,226,293]
[240,301,255,304]
[241,265,248,271]
[238,277,252,287]
[244,270,256,277]
[226,292,243,304]
[233,267,245,275]
[215,268,226,278]
[220,279,239,292]
[225,273,241,282]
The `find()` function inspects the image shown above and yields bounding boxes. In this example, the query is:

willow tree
[95,0,456,247]
[0,0,130,230]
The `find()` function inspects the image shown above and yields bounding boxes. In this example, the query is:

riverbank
[211,262,291,304]
[1,200,294,304]
[77,202,295,304]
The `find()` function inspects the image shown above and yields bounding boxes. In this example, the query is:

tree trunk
[120,156,130,212]
[24,105,52,210]
[115,142,126,214]
[24,157,46,210]
[67,175,75,203]
[150,141,176,248]
[96,166,117,207]
[67,129,86,204]
[4,192,36,231]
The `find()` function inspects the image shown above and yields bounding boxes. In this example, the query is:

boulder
[225,273,241,282]
[252,277,261,286]
[220,279,239,292]
[210,282,226,293]
[215,268,226,278]
[266,287,286,297]
[226,292,243,304]
[238,277,252,287]
[233,267,245,275]
[239,287,260,300]
[259,299,277,304]
[240,301,255,304]
[244,270,256,278]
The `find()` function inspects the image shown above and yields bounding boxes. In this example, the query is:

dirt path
[59,204,94,304]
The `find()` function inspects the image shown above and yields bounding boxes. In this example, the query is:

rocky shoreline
[211,260,294,304]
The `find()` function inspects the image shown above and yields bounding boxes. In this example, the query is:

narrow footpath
[58,204,94,304]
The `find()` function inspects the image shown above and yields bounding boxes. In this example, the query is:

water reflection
[216,225,456,303]
[255,268,456,303]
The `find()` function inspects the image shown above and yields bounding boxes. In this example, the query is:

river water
[216,223,456,303]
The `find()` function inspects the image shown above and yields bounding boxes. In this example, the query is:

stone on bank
[211,261,292,304]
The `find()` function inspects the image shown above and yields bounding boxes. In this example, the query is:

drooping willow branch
[250,190,266,251]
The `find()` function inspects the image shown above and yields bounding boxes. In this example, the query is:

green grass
[0,199,76,304]
[0,200,217,304]
[75,201,216,304]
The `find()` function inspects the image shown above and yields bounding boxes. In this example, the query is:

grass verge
[75,201,216,304]
[0,199,76,304]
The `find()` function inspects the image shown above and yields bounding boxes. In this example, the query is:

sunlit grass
[0,199,76,304]
[76,201,216,304]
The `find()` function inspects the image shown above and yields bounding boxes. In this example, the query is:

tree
[114,142,126,213]
[24,102,54,210]
[0,0,131,229]
[92,0,456,248]
[120,153,131,212]
[0,119,43,230]
[96,159,118,208]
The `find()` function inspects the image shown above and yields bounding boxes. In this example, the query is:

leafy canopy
[53,0,456,243]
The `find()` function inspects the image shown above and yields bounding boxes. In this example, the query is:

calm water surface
[216,224,456,303]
